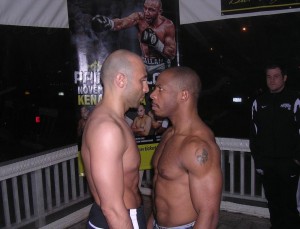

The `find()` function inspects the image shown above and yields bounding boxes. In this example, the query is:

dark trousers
[257,159,300,229]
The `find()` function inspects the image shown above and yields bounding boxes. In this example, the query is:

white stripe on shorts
[129,208,139,229]
[88,220,103,229]
[88,209,140,229]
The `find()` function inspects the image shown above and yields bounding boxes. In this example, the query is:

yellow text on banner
[138,143,158,170]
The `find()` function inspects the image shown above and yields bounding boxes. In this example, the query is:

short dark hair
[265,63,287,76]
[166,66,202,99]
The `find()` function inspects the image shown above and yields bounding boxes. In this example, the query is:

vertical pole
[31,170,45,227]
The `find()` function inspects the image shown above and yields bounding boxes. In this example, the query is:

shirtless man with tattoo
[147,66,223,229]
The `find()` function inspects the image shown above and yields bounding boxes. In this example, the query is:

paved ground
[67,195,271,229]
[217,211,270,229]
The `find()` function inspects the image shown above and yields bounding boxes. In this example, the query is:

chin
[153,110,161,116]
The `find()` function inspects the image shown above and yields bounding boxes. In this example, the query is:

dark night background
[180,12,300,138]
[0,1,300,162]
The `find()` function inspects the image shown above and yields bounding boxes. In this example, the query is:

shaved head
[145,0,162,10]
[164,66,202,99]
[100,49,143,87]
[99,49,148,109]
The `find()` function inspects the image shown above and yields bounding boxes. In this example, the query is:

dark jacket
[249,88,300,165]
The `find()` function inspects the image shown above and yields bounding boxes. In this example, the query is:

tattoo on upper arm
[195,149,208,165]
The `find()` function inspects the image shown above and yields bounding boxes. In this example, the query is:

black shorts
[87,203,146,229]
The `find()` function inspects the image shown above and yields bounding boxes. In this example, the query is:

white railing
[0,138,269,229]
[140,138,266,200]
[216,138,269,217]
[139,137,269,217]
[0,144,91,229]
[216,138,265,201]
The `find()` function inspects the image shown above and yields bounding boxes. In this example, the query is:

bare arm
[183,140,222,229]
[113,12,142,31]
[147,213,154,229]
[141,20,176,59]
[87,121,133,229]
[162,22,176,59]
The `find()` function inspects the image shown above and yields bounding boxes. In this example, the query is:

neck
[169,108,200,134]
[270,85,285,93]
[152,15,163,28]
[100,96,128,118]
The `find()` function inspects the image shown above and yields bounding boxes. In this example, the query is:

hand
[294,159,300,166]
[141,28,164,52]
[141,28,158,46]
[91,15,114,32]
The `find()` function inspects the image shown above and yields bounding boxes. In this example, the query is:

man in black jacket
[250,63,300,229]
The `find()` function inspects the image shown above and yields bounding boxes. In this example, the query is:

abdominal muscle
[154,178,197,227]
[90,170,141,209]
[123,170,142,209]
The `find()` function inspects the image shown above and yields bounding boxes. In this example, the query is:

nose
[268,77,275,83]
[144,8,149,15]
[143,82,149,94]
[150,89,156,100]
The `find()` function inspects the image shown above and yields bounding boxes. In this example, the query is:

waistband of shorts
[154,220,195,229]
[128,205,143,215]
[143,57,166,65]
[88,206,143,228]
[88,220,103,229]
[129,208,137,215]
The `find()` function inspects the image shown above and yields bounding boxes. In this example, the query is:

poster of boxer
[67,0,178,173]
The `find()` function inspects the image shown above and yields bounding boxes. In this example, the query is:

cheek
[162,98,177,112]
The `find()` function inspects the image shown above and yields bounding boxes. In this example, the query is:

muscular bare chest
[154,135,186,180]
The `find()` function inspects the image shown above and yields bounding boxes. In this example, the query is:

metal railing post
[31,169,45,227]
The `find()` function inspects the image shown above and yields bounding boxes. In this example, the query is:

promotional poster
[67,0,178,174]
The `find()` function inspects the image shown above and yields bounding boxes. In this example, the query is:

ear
[283,74,287,82]
[115,73,127,88]
[181,89,189,101]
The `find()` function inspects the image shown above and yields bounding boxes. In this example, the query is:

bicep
[113,12,140,30]
[164,24,176,47]
[189,166,222,213]
[163,24,176,58]
[185,144,222,213]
